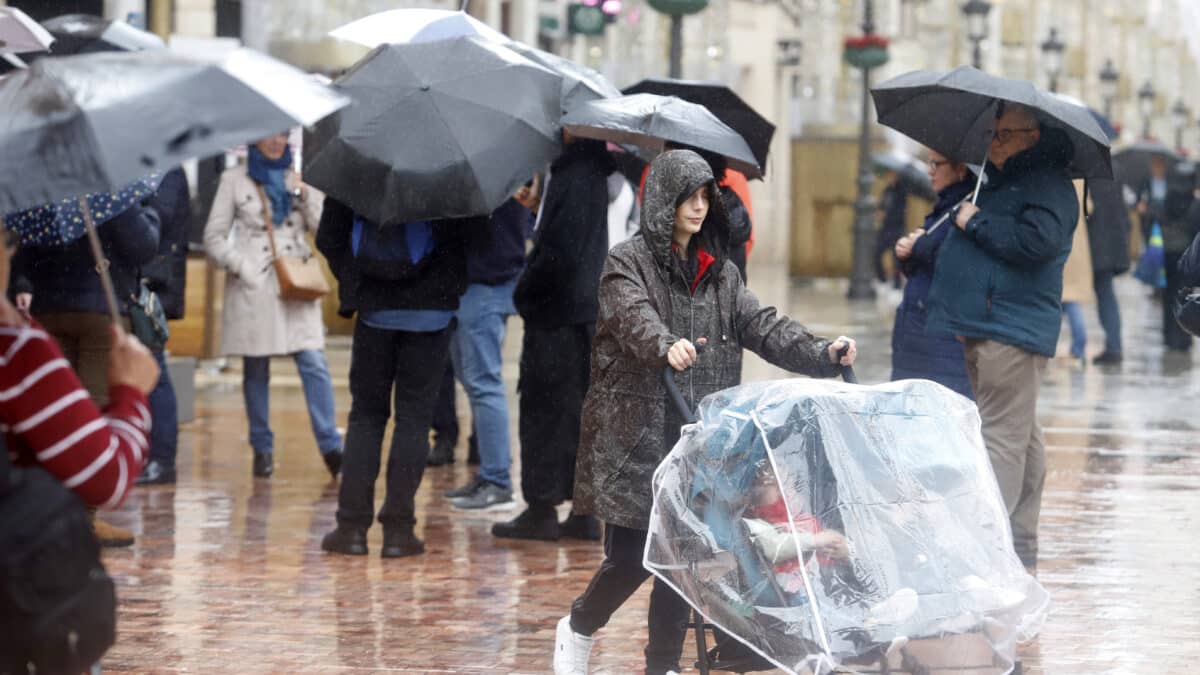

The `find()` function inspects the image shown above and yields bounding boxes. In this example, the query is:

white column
[105,0,144,22]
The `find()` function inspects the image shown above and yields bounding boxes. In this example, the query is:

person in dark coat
[1151,166,1198,352]
[874,171,909,288]
[553,150,857,675]
[890,151,974,399]
[926,103,1079,571]
[316,196,480,558]
[491,134,615,542]
[1086,179,1132,365]
[136,167,193,485]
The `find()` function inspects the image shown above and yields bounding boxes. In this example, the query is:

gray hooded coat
[572,150,841,531]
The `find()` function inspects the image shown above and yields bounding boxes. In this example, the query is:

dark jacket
[926,129,1080,357]
[572,150,840,531]
[1139,171,1195,253]
[878,181,910,234]
[15,203,161,317]
[467,198,532,285]
[892,178,974,399]
[723,189,752,281]
[1085,179,1131,275]
[513,139,615,327]
[315,196,477,318]
[142,168,192,320]
[1178,224,1200,288]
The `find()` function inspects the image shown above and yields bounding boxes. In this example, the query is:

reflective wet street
[100,267,1200,674]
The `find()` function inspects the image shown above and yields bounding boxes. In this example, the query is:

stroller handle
[662,341,858,424]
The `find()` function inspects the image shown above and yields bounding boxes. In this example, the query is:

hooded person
[552,150,858,675]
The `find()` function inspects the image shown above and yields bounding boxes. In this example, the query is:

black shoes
[321,526,368,556]
[492,504,560,541]
[559,512,602,541]
[253,453,274,477]
[466,434,480,465]
[381,530,425,558]
[323,449,343,479]
[426,438,455,466]
[1092,351,1122,365]
[136,459,176,486]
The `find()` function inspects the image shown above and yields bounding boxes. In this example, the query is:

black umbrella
[303,36,563,225]
[623,78,775,173]
[504,42,620,115]
[872,150,935,201]
[1112,140,1182,191]
[39,14,165,55]
[871,66,1113,191]
[561,93,760,178]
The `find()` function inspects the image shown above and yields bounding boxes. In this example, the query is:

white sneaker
[553,615,594,675]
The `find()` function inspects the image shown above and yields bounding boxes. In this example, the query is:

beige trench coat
[203,165,326,357]
[1062,180,1094,304]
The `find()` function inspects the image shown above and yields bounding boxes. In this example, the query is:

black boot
[253,452,274,477]
[559,512,602,541]
[491,503,560,541]
[323,449,343,478]
[136,459,176,486]
[426,437,455,466]
[381,529,425,558]
[321,526,367,556]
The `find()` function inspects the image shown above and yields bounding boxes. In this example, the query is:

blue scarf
[247,145,293,225]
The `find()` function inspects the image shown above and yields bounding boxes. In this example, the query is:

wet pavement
[99,267,1200,674]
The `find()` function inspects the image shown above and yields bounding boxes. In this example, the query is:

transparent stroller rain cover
[645,378,1049,675]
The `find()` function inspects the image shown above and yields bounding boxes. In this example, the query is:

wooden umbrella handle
[78,197,124,327]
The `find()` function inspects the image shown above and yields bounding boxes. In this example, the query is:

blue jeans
[148,349,178,466]
[1062,301,1087,358]
[1093,271,1122,355]
[243,350,342,456]
[450,279,516,490]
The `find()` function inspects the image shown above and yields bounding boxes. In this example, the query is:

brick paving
[98,270,1200,673]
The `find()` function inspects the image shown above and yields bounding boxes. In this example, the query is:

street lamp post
[1138,80,1156,139]
[1040,27,1065,93]
[1099,59,1120,121]
[843,0,889,300]
[961,0,991,70]
[1172,99,1189,151]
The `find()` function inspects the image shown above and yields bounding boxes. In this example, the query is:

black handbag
[128,283,170,352]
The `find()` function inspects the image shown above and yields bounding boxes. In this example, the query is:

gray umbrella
[561,93,761,178]
[871,66,1113,186]
[302,36,563,225]
[503,42,620,115]
[872,150,935,201]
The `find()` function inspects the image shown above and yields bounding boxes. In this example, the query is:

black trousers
[517,323,593,507]
[570,524,692,675]
[336,320,451,530]
[431,359,459,444]
[1164,251,1194,351]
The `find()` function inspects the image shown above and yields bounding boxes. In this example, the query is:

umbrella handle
[970,144,988,204]
[78,198,124,328]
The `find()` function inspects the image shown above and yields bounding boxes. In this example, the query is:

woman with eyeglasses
[890,150,975,399]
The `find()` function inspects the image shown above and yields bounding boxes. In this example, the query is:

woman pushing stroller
[555,149,859,675]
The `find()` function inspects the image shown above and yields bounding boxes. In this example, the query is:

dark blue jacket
[926,129,1079,357]
[15,203,161,317]
[892,178,974,399]
[466,198,532,285]
[143,168,192,320]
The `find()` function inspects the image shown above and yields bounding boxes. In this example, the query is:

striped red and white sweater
[0,322,150,508]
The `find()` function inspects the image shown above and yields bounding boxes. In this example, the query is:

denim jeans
[450,279,517,490]
[148,348,179,467]
[1061,301,1087,358]
[243,350,342,457]
[1092,270,1123,355]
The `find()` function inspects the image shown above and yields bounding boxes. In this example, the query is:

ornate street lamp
[647,0,709,78]
[1040,27,1065,93]
[961,0,991,70]
[844,0,889,300]
[1172,99,1189,150]
[1138,80,1156,139]
[1099,59,1120,121]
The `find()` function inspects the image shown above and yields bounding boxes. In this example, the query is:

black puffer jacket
[572,150,840,531]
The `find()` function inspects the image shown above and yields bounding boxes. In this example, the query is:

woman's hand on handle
[667,337,707,371]
[827,336,857,367]
[107,325,161,395]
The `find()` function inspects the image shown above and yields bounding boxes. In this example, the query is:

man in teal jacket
[926,102,1079,572]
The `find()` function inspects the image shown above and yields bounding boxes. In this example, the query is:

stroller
[647,364,1048,675]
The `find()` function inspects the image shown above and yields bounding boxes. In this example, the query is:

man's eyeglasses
[927,159,950,170]
[991,127,1038,144]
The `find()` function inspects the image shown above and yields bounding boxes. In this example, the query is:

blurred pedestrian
[890,151,974,399]
[137,167,192,485]
[875,170,909,289]
[926,103,1079,571]
[1087,179,1132,365]
[1060,181,1093,365]
[1152,169,1199,352]
[316,197,480,558]
[555,149,857,675]
[492,132,614,542]
[203,132,343,479]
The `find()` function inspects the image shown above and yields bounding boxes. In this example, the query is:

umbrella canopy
[39,14,165,55]
[0,7,54,55]
[872,150,935,201]
[1050,92,1118,141]
[4,175,160,248]
[504,42,620,115]
[0,48,349,215]
[329,8,509,48]
[1112,140,1182,191]
[871,66,1113,180]
[623,78,776,172]
[561,93,761,179]
[303,36,563,225]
